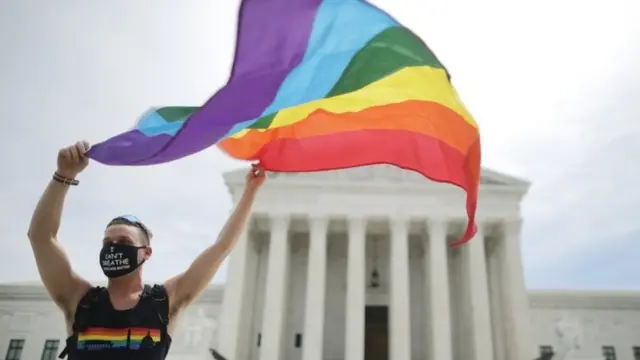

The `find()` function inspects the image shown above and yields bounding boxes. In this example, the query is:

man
[28,141,264,359]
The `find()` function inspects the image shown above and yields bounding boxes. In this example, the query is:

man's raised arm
[164,166,265,314]
[28,141,91,316]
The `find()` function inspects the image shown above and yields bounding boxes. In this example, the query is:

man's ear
[144,247,153,261]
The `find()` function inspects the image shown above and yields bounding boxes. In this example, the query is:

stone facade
[219,166,533,360]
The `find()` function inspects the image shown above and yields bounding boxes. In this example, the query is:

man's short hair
[106,215,153,245]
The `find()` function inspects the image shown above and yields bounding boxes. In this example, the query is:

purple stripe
[84,130,170,165]
[87,0,323,165]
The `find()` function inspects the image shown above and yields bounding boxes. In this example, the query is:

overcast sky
[0,0,638,290]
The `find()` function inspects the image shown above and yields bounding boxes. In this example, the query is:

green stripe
[247,113,274,129]
[327,26,444,97]
[248,26,445,130]
[156,107,199,122]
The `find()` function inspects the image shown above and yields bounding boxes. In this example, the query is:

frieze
[529,290,640,310]
[10,312,33,331]
[0,283,224,303]
[224,165,529,188]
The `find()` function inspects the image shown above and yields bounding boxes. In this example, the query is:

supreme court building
[2,165,640,360]
[218,165,535,360]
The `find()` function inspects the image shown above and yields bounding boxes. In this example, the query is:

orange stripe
[130,328,161,336]
[219,100,477,159]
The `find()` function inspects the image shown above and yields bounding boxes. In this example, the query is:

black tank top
[59,284,172,360]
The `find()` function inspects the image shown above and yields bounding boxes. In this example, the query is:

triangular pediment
[223,164,529,188]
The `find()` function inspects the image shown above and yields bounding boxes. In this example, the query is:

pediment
[223,164,529,188]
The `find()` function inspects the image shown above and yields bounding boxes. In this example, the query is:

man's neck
[107,274,144,298]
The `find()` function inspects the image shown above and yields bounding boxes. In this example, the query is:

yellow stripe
[230,66,476,139]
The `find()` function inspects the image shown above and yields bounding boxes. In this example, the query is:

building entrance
[364,306,389,360]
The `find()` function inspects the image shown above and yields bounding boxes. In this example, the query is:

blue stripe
[135,109,186,137]
[222,0,397,137]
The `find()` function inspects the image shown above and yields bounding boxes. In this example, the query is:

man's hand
[245,164,267,192]
[57,141,90,178]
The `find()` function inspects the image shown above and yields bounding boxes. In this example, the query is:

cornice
[0,283,224,303]
[529,289,640,310]
[223,165,530,198]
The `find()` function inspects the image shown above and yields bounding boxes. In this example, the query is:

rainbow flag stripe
[77,327,161,350]
[86,0,480,245]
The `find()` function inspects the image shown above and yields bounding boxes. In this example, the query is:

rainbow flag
[77,327,161,350]
[87,0,480,245]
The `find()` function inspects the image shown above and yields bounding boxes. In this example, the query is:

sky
[0,0,638,290]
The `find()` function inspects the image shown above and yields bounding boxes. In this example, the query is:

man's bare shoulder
[58,280,94,335]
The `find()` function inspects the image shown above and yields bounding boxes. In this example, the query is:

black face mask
[99,243,146,278]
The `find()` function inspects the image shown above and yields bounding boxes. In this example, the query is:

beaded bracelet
[53,172,79,186]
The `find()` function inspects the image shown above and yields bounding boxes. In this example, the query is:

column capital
[309,215,330,235]
[426,218,449,232]
[426,216,448,225]
[473,221,486,238]
[269,214,291,231]
[389,214,411,222]
[348,213,367,221]
[269,211,291,219]
[309,213,330,224]
[501,219,523,236]
[348,216,367,233]
[390,216,410,232]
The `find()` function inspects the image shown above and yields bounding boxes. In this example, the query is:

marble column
[467,225,494,360]
[500,220,535,360]
[345,217,366,360]
[218,225,253,360]
[390,217,411,360]
[302,216,329,360]
[427,219,452,360]
[487,238,506,360]
[259,215,291,360]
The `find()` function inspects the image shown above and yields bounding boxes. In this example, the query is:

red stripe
[256,129,480,245]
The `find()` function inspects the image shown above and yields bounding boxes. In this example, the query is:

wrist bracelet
[53,172,79,186]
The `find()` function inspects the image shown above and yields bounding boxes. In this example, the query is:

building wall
[0,298,66,360]
[2,285,640,360]
[529,291,640,360]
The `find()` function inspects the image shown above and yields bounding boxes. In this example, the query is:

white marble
[302,216,329,360]
[259,216,291,360]
[389,217,411,360]
[218,228,251,360]
[427,219,452,360]
[466,226,495,360]
[344,218,366,360]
